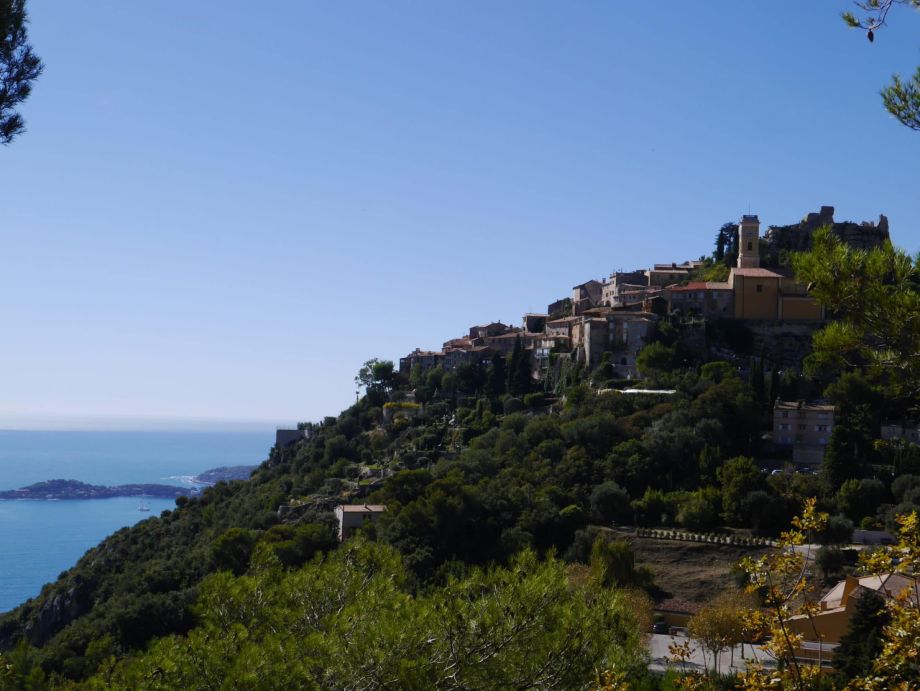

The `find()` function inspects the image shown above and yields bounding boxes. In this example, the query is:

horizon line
[0,411,298,433]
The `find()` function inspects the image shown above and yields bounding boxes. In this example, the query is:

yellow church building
[721,214,824,321]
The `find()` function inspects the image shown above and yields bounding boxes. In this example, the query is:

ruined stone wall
[763,205,889,256]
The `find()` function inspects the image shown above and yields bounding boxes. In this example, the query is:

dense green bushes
[81,540,650,690]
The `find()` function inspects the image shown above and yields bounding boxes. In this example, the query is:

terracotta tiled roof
[670,281,732,292]
[405,349,442,357]
[731,267,791,278]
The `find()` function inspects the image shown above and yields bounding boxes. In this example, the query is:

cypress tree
[488,351,506,397]
[507,336,531,396]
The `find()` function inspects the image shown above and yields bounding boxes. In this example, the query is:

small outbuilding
[334,504,387,541]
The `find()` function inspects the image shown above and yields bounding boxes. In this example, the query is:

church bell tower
[737,214,760,268]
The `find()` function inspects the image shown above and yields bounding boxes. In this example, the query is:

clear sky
[1,1,918,430]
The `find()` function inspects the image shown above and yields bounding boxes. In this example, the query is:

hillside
[0,366,770,681]
[2,228,920,687]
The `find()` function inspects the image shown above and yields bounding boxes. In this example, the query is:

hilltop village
[400,207,887,382]
[380,207,905,475]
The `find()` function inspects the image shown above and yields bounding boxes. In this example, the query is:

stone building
[773,400,835,465]
[645,267,689,287]
[334,504,387,541]
[581,312,658,377]
[667,282,734,319]
[601,270,648,307]
[522,313,548,334]
[275,428,310,448]
[468,322,512,340]
[398,348,443,374]
[880,421,920,445]
[572,280,604,315]
[545,315,580,339]
[684,214,824,322]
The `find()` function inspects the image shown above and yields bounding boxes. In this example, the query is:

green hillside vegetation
[2,227,920,687]
[74,540,650,689]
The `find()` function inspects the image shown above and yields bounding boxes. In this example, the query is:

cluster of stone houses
[394,208,920,468]
[400,213,828,383]
[400,309,659,381]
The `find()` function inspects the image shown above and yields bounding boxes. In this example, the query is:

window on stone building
[756,284,763,293]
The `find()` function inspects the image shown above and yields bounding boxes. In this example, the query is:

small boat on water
[138,502,150,512]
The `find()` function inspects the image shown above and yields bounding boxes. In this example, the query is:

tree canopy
[793,227,920,398]
[0,0,42,144]
[80,540,649,689]
[843,0,920,131]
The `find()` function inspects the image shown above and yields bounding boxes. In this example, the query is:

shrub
[503,397,524,414]
[523,393,546,409]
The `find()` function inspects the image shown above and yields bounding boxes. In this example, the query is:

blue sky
[1,1,918,429]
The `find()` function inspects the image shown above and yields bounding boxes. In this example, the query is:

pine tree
[1,1,43,144]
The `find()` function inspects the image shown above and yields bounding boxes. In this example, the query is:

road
[647,633,775,676]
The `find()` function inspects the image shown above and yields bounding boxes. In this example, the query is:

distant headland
[0,466,258,500]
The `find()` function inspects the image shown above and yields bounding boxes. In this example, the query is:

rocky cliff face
[764,205,890,254]
[24,585,86,645]
[0,578,88,650]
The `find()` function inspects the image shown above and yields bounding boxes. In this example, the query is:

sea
[0,430,272,614]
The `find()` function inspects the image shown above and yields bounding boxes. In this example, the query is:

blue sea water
[0,430,271,613]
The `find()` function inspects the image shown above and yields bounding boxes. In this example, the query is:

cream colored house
[787,573,918,665]
[334,504,387,541]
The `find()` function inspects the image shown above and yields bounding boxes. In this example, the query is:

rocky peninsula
[0,479,197,500]
[191,465,257,484]
[0,465,260,501]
